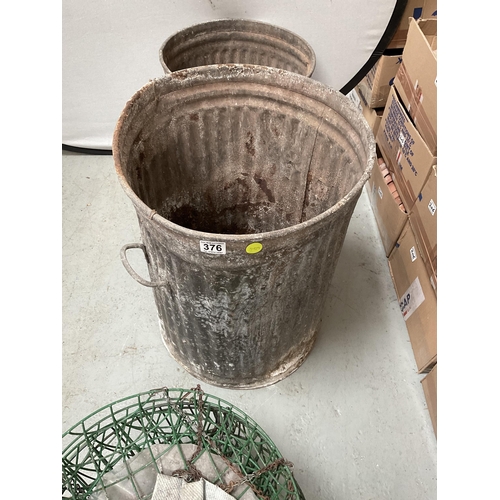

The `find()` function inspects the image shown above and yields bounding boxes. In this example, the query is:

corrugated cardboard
[346,87,383,137]
[422,0,437,18]
[358,51,403,109]
[388,220,437,373]
[421,364,437,437]
[387,0,437,49]
[409,165,437,293]
[367,154,408,257]
[376,86,437,209]
[394,17,437,155]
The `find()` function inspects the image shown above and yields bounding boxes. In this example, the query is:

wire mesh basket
[62,387,305,499]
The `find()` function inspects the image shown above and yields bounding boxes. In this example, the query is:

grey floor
[62,151,437,499]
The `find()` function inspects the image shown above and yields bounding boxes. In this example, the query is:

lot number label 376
[200,241,226,254]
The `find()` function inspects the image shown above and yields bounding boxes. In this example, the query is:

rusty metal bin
[113,65,375,389]
[159,19,316,77]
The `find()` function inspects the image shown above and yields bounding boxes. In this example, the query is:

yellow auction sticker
[246,242,263,254]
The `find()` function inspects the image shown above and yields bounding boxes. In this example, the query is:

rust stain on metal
[253,174,275,203]
[245,131,255,156]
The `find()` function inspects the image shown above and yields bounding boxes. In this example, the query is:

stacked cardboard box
[387,0,437,49]
[388,220,437,374]
[357,49,403,111]
[393,18,437,156]
[361,15,438,434]
[410,165,437,292]
[366,155,407,257]
[346,85,384,139]
[349,48,403,140]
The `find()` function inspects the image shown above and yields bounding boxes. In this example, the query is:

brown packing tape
[411,103,437,154]
[395,168,416,209]
[397,63,419,120]
[396,62,437,152]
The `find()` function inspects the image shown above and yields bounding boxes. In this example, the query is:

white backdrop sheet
[62,0,399,149]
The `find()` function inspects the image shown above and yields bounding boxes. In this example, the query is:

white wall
[63,0,398,149]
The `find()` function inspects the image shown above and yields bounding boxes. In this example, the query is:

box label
[399,276,425,321]
[382,95,418,173]
[428,199,436,216]
[346,89,362,111]
[410,246,418,262]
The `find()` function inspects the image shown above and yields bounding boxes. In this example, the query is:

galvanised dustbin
[113,64,375,389]
[159,19,316,77]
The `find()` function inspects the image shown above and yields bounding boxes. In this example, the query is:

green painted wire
[62,388,304,500]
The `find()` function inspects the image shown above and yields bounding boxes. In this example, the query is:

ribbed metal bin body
[113,65,375,389]
[159,19,316,77]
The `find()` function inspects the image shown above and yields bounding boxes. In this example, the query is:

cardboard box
[409,165,437,293]
[389,220,437,373]
[421,0,437,18]
[394,17,437,155]
[358,50,403,109]
[376,86,437,209]
[346,87,383,137]
[421,364,437,437]
[367,154,408,257]
[387,0,437,49]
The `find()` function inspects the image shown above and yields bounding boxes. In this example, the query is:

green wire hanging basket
[62,387,305,500]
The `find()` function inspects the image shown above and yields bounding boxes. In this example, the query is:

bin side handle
[120,243,166,288]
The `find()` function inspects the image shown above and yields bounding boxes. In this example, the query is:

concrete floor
[62,151,437,499]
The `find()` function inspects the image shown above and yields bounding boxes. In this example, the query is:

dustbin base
[159,323,319,389]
